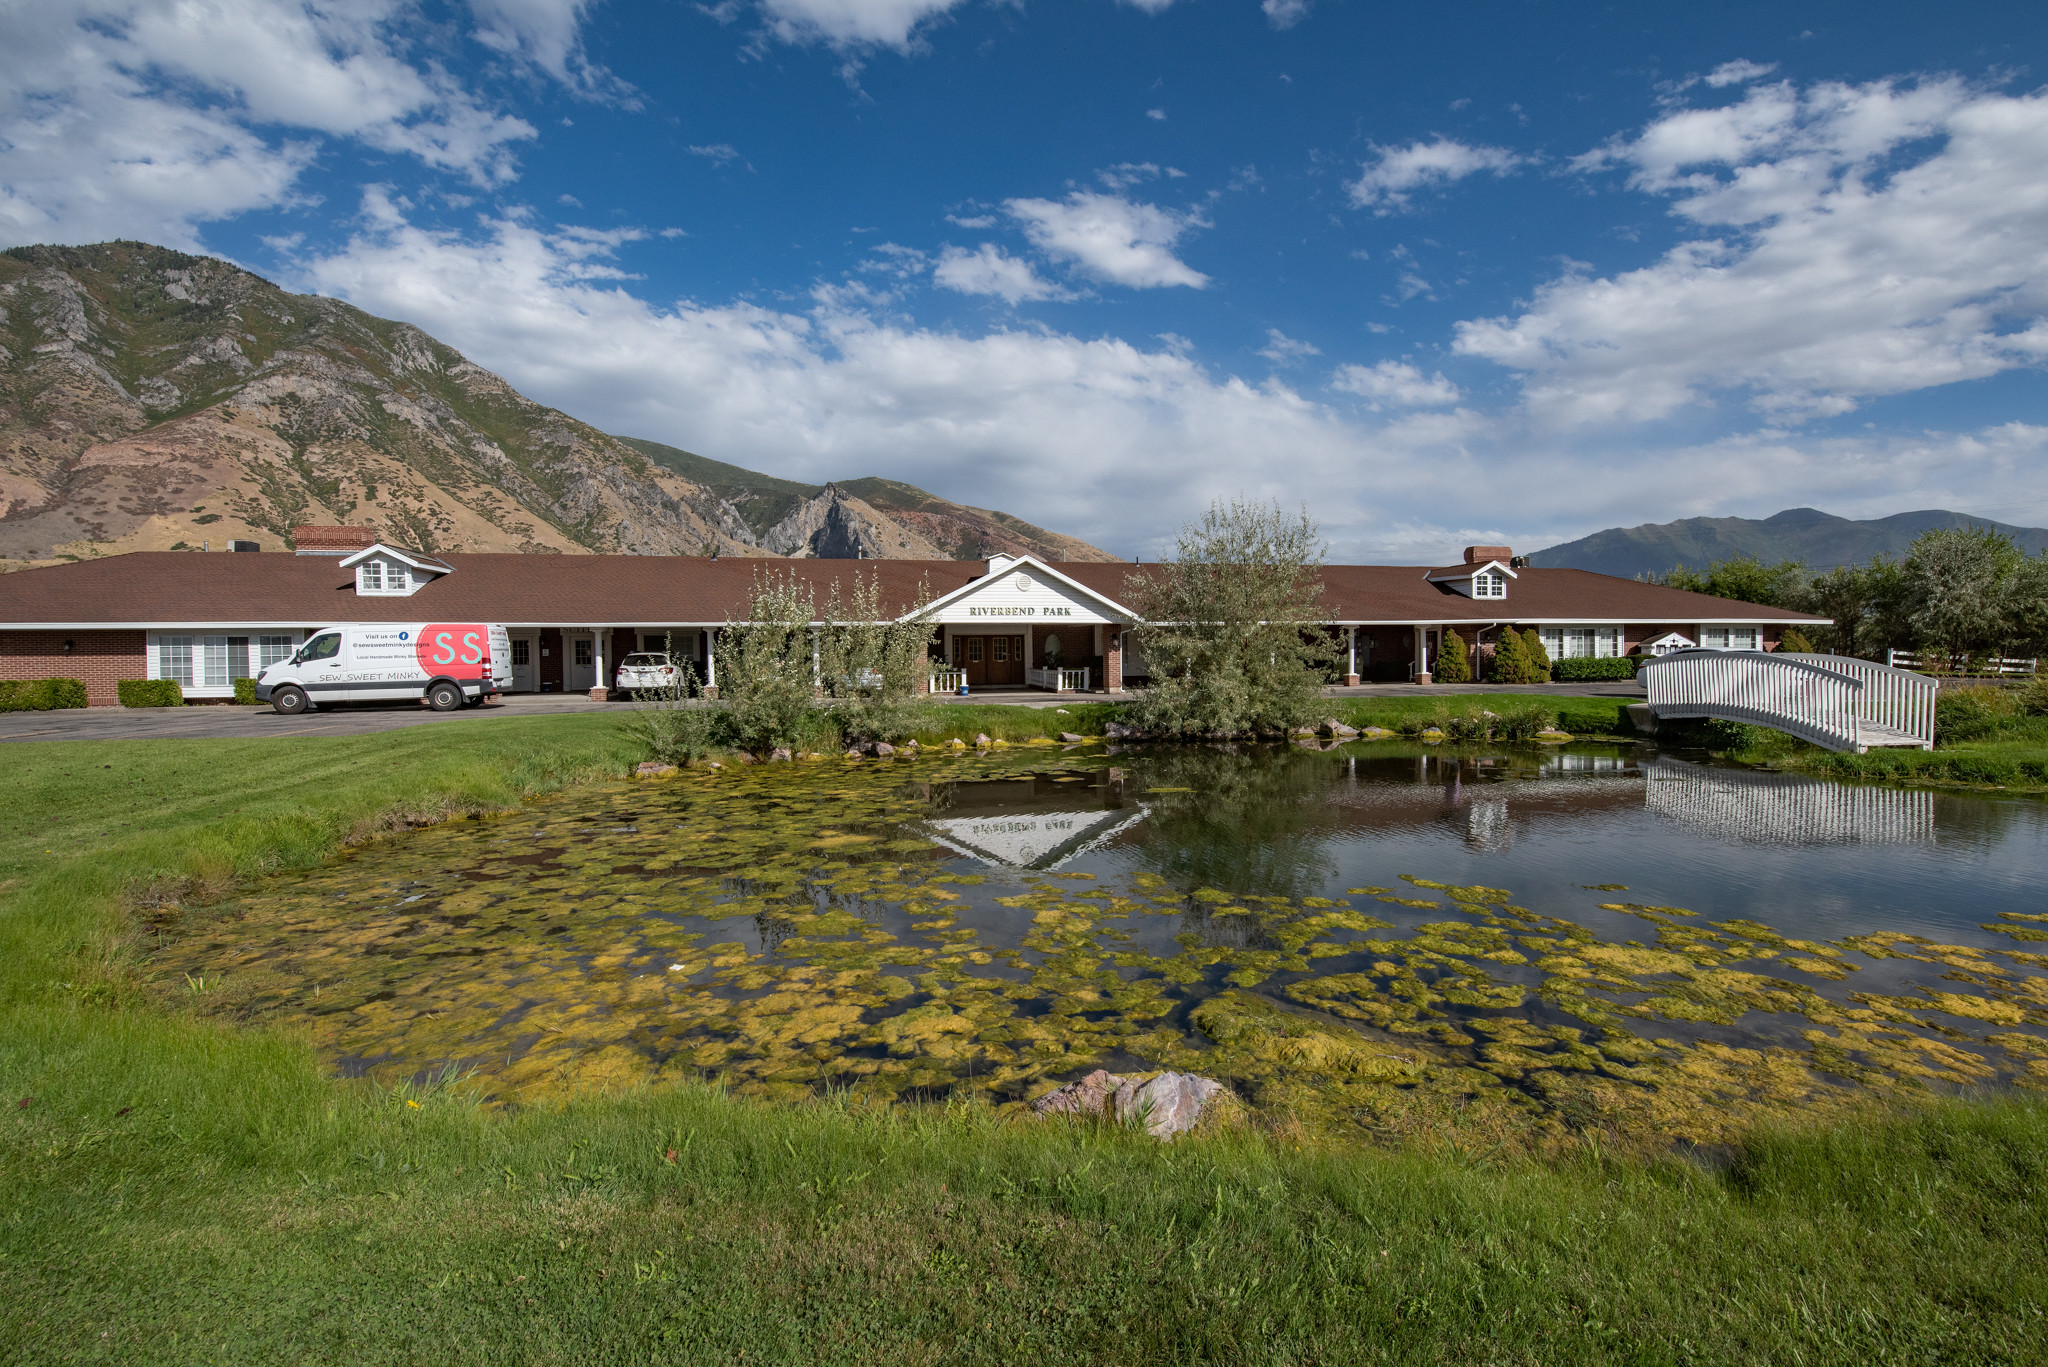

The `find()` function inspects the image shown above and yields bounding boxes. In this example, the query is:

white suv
[614,652,683,698]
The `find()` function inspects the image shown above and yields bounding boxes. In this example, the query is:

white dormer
[986,552,1022,576]
[338,543,453,597]
[1426,559,1517,600]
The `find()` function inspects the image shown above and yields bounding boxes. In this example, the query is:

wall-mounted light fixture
[61,639,75,653]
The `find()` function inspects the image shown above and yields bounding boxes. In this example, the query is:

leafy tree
[2007,553,2048,660]
[1798,564,1878,657]
[1490,627,1533,683]
[1659,556,1807,607]
[1521,628,1552,683]
[1435,629,1471,682]
[818,570,933,742]
[719,569,820,751]
[1125,498,1333,735]
[1905,526,2022,665]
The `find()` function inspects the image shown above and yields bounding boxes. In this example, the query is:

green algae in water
[148,753,2048,1146]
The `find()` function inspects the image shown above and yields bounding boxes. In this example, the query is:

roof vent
[293,525,378,556]
[1463,545,1512,565]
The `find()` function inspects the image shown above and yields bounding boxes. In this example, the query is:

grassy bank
[4,713,2045,1362]
[1331,692,1636,738]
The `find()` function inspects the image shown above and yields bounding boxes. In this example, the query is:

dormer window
[1472,570,1506,599]
[340,543,451,597]
[357,560,409,595]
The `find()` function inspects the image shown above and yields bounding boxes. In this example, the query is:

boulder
[1325,720,1360,739]
[974,733,992,748]
[1029,1068,1228,1140]
[948,738,967,749]
[1288,726,1318,738]
[1103,721,1137,740]
[768,747,792,763]
[1361,725,1391,739]
[844,748,865,759]
[1058,731,1086,743]
[634,761,679,778]
[904,738,920,750]
[874,742,896,757]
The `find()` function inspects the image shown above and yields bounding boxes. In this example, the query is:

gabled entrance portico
[913,554,1138,694]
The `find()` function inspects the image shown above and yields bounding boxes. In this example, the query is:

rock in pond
[768,747,793,762]
[1029,1068,1228,1140]
[874,742,896,757]
[633,761,679,778]
[1058,731,1086,743]
[974,733,992,748]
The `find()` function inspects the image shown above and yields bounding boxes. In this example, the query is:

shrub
[233,677,258,705]
[0,677,88,712]
[2018,675,2048,717]
[117,679,184,708]
[1396,700,1559,742]
[1779,628,1817,654]
[1936,684,2021,744]
[1553,656,1637,682]
[1521,628,1552,683]
[1435,630,1471,682]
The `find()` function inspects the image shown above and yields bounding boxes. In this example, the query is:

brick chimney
[1462,545,1513,564]
[293,525,378,556]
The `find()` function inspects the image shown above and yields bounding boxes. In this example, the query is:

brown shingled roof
[0,552,1825,626]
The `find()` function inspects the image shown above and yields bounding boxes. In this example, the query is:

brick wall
[0,629,146,707]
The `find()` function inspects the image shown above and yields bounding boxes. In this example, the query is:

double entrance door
[958,634,1025,688]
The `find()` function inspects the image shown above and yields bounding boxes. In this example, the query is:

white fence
[929,669,965,694]
[1026,667,1091,692]
[1639,649,1935,753]
[1886,649,2038,677]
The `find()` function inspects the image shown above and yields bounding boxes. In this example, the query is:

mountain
[1530,507,2048,578]
[0,241,1114,568]
[618,438,1120,563]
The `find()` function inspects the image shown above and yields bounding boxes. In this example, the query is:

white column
[1414,625,1431,684]
[590,627,607,699]
[705,629,717,690]
[1347,626,1357,682]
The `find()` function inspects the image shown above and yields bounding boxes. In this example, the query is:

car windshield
[621,654,667,667]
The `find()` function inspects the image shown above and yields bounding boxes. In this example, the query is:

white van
[256,623,513,715]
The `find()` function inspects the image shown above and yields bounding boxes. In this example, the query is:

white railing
[1640,756,1935,846]
[1887,649,2038,677]
[1026,667,1090,692]
[929,669,965,694]
[1639,650,1935,753]
[1782,653,1936,747]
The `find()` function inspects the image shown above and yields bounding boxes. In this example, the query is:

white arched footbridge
[1638,651,1936,754]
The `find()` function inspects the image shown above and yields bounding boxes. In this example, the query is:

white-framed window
[202,636,230,688]
[1472,570,1506,599]
[258,635,295,670]
[356,558,415,595]
[1700,626,1761,651]
[157,634,194,687]
[1538,626,1624,660]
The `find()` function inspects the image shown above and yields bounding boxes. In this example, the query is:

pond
[151,740,2048,1147]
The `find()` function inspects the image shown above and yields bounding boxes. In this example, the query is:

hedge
[1553,656,1638,682]
[117,679,184,708]
[0,677,89,712]
[234,677,259,705]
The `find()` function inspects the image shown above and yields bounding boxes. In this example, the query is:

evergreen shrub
[117,679,183,708]
[1434,630,1471,682]
[234,677,259,705]
[1521,628,1552,682]
[0,678,88,712]
[1490,630,1534,683]
[1553,656,1637,681]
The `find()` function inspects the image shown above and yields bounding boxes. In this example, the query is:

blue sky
[3,0,2046,560]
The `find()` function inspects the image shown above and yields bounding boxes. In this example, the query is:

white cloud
[752,0,968,51]
[1096,162,1163,190]
[1120,0,1178,12]
[688,143,741,164]
[1146,108,1167,121]
[1347,137,1521,213]
[1331,360,1460,407]
[467,0,628,97]
[946,212,996,228]
[1004,191,1209,289]
[1457,77,2048,425]
[932,243,1065,304]
[1258,329,1321,364]
[0,0,538,247]
[1262,0,1311,29]
[1704,59,1778,88]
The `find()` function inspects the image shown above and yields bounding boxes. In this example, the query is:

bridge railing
[1777,653,1936,748]
[1639,650,1869,751]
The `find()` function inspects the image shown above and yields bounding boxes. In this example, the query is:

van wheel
[272,685,310,716]
[427,682,464,711]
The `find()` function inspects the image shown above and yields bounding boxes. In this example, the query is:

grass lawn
[3,711,2045,1363]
